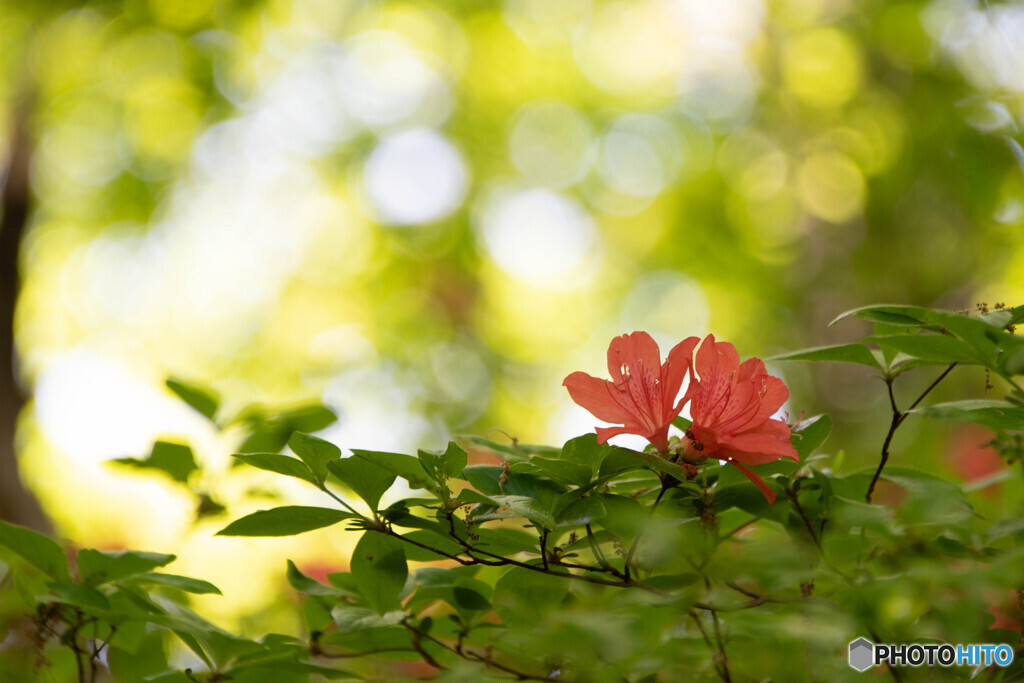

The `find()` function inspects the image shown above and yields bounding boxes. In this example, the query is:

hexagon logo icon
[849,638,874,672]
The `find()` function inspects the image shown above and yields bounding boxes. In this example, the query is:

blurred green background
[1,0,1022,630]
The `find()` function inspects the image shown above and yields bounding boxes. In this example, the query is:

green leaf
[612,448,701,489]
[128,572,222,595]
[461,435,558,463]
[0,520,69,581]
[46,581,110,611]
[910,400,1024,431]
[488,494,557,529]
[399,530,464,561]
[830,304,932,327]
[288,432,340,486]
[792,415,832,461]
[421,441,469,478]
[863,334,980,364]
[350,532,408,614]
[920,309,1007,363]
[492,566,569,628]
[597,494,645,539]
[767,343,883,371]
[529,455,593,487]
[166,378,220,421]
[555,495,606,528]
[110,441,198,485]
[452,583,492,613]
[77,549,175,585]
[354,449,436,490]
[216,506,355,537]
[331,606,405,633]
[231,453,317,486]
[236,404,338,454]
[328,457,396,511]
[286,560,348,597]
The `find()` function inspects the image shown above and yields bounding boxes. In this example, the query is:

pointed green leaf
[46,582,111,611]
[792,415,832,461]
[77,549,175,585]
[555,495,607,528]
[231,453,317,486]
[0,520,69,581]
[768,343,883,371]
[288,432,340,486]
[830,304,932,327]
[216,506,355,537]
[350,532,408,614]
[286,560,349,597]
[166,378,220,422]
[488,495,556,529]
[129,572,222,595]
[353,449,436,490]
[863,334,980,364]
[328,457,396,511]
[438,442,468,478]
[236,404,338,454]
[529,455,592,487]
[331,606,405,633]
[909,400,1024,431]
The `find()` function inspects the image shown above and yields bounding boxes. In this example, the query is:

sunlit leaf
[110,441,198,485]
[77,549,175,585]
[0,520,69,581]
[166,377,220,422]
[328,457,396,511]
[216,507,355,537]
[768,343,883,371]
[288,432,340,486]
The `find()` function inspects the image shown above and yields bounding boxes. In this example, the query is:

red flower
[564,332,700,452]
[683,335,798,504]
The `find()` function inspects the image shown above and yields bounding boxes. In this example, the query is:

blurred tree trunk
[0,90,50,533]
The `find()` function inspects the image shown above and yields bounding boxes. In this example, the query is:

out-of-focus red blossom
[563,331,700,453]
[988,589,1024,630]
[947,424,1002,495]
[683,334,798,504]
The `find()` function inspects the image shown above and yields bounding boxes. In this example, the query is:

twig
[787,487,823,552]
[866,363,956,503]
[402,619,561,681]
[624,478,670,580]
[689,610,729,683]
[709,610,732,683]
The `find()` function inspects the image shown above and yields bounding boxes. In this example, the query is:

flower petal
[692,335,741,425]
[717,420,798,463]
[724,460,779,504]
[563,372,637,425]
[595,425,639,445]
[607,332,661,385]
[662,336,700,416]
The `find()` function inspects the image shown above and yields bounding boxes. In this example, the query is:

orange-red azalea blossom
[683,335,799,504]
[564,332,700,452]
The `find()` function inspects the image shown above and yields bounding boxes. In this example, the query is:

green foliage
[6,304,1024,681]
[110,441,198,485]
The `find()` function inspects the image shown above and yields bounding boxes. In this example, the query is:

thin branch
[905,362,957,413]
[624,478,670,580]
[866,364,956,503]
[689,610,729,683]
[709,610,732,683]
[787,487,822,552]
[402,619,561,682]
[316,647,419,659]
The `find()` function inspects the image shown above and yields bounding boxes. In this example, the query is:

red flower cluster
[564,332,798,503]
